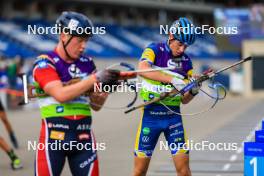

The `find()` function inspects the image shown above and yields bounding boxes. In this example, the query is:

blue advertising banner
[244,142,264,176]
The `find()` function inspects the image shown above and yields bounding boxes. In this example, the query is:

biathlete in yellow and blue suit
[133,17,200,176]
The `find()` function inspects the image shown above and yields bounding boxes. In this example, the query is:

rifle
[124,56,252,114]
[21,64,176,105]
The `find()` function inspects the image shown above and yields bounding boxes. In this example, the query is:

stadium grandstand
[0,0,261,60]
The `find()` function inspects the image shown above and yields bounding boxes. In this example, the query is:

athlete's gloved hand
[189,77,201,96]
[95,69,120,86]
[170,77,186,91]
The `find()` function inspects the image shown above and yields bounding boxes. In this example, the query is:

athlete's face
[61,34,89,59]
[168,33,187,57]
